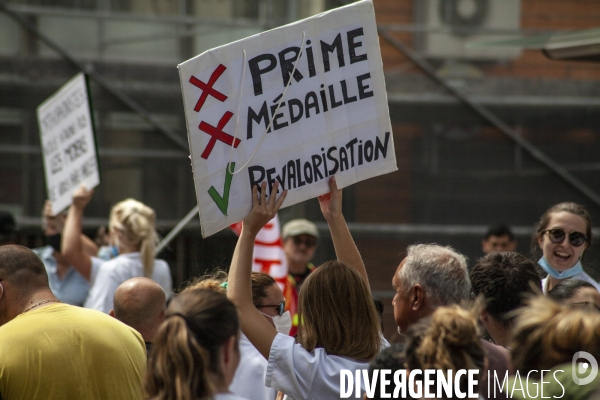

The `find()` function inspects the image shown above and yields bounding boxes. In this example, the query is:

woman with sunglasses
[231,272,288,400]
[228,177,384,400]
[533,202,600,293]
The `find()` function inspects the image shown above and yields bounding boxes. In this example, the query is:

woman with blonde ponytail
[108,198,158,278]
[83,198,172,313]
[62,185,172,313]
[146,288,248,400]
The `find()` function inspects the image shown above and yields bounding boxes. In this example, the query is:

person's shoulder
[153,258,169,269]
[70,305,145,343]
[578,270,600,288]
[479,338,510,373]
[56,302,108,320]
[274,333,367,368]
[96,256,122,270]
[98,253,140,274]
[152,259,171,278]
[32,245,53,260]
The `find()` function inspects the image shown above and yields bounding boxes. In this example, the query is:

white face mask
[261,310,292,335]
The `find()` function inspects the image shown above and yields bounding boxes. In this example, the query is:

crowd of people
[1,176,600,399]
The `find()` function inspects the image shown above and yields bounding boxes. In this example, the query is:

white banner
[230,215,288,290]
[179,0,396,237]
[37,73,100,215]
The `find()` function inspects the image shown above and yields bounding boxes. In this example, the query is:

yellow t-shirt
[0,303,146,400]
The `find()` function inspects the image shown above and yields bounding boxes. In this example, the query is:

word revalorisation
[248,132,391,193]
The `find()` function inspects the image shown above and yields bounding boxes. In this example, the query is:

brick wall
[374,0,600,79]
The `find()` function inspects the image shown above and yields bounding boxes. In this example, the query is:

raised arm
[81,233,98,257]
[227,181,287,359]
[61,185,94,281]
[318,176,369,287]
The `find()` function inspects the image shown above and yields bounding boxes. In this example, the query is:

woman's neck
[212,378,230,393]
[547,275,563,292]
[118,243,139,255]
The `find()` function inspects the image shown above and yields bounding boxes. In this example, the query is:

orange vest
[283,263,315,337]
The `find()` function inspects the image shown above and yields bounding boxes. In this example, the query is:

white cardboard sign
[37,73,100,215]
[179,0,397,238]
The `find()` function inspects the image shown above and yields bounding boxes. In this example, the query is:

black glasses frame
[257,301,285,316]
[543,229,587,247]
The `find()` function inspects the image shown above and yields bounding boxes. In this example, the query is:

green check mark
[208,162,235,215]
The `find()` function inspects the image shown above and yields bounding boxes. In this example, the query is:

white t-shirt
[230,334,277,400]
[84,252,172,313]
[542,270,600,294]
[265,333,389,400]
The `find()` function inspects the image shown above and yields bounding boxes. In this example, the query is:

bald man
[0,245,146,400]
[110,277,166,354]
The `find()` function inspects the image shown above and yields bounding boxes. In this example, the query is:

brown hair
[532,202,592,256]
[0,245,48,296]
[405,305,485,398]
[182,270,228,295]
[296,260,381,361]
[470,251,541,326]
[511,295,600,378]
[251,272,276,306]
[182,271,276,307]
[145,288,239,400]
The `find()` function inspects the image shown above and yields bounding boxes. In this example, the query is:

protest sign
[37,73,100,215]
[179,0,397,237]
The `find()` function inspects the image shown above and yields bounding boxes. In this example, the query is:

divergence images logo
[572,351,598,386]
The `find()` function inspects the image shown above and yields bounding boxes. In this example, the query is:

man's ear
[479,308,489,323]
[109,309,115,318]
[411,284,425,311]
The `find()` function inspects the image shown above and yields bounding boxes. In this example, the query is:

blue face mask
[97,245,119,261]
[538,257,583,279]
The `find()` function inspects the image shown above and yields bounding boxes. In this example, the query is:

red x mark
[190,64,228,112]
[199,111,241,159]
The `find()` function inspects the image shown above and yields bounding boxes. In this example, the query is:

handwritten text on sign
[179,0,397,237]
[37,73,100,215]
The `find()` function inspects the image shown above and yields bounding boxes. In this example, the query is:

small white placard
[37,73,100,215]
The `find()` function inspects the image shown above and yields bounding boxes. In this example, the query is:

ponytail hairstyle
[405,305,485,399]
[109,198,158,277]
[145,288,240,400]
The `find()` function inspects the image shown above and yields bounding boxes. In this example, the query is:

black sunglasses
[543,229,588,247]
[292,236,317,248]
[257,301,285,316]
